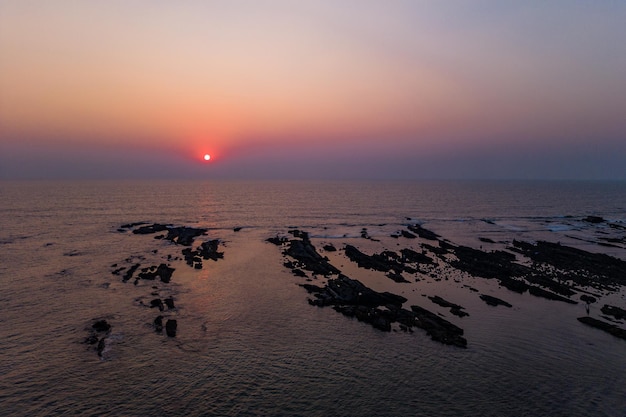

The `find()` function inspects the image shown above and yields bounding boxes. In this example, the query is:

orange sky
[1,1,625,179]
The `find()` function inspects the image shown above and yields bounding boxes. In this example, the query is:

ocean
[1,180,625,416]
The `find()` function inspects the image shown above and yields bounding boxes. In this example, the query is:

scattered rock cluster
[86,223,225,358]
[270,221,626,346]
[271,230,468,348]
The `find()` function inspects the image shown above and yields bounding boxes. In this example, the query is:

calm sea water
[1,180,626,417]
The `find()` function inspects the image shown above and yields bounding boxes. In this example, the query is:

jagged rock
[578,316,626,340]
[428,295,469,317]
[300,283,324,293]
[323,244,337,252]
[138,264,175,283]
[479,294,512,308]
[386,270,410,283]
[411,305,467,348]
[266,236,288,245]
[400,230,417,239]
[407,224,439,240]
[165,226,207,246]
[344,245,402,273]
[528,286,577,304]
[132,223,170,235]
[197,240,223,261]
[400,248,434,265]
[511,240,626,290]
[309,275,407,308]
[121,263,141,282]
[449,244,528,279]
[284,234,340,276]
[601,305,626,320]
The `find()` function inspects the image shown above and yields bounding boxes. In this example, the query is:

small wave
[546,224,575,232]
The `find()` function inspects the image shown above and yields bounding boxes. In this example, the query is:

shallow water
[1,180,625,416]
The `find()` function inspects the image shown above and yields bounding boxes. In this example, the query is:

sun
[203,154,211,161]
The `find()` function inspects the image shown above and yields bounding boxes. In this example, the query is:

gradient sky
[1,1,625,180]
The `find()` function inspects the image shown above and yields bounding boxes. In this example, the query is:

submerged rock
[154,315,164,333]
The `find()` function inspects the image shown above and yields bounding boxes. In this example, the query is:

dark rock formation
[138,264,175,283]
[577,316,626,340]
[120,221,150,229]
[85,320,112,357]
[150,298,164,311]
[154,315,164,333]
[386,271,410,283]
[344,245,403,273]
[449,245,528,280]
[266,236,288,246]
[121,263,141,282]
[196,240,223,261]
[183,240,224,268]
[583,216,605,224]
[580,295,597,304]
[284,232,340,276]
[410,305,467,348]
[400,230,417,239]
[165,319,177,337]
[479,294,512,308]
[323,244,337,252]
[132,223,170,235]
[601,305,626,320]
[407,224,439,240]
[92,320,111,333]
[428,295,469,317]
[291,268,307,277]
[306,274,407,308]
[130,223,207,246]
[400,248,434,265]
[165,226,207,246]
[511,240,626,290]
[164,297,175,310]
[527,286,577,304]
[233,227,242,232]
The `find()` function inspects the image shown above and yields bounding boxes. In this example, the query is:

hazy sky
[1,1,625,180]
